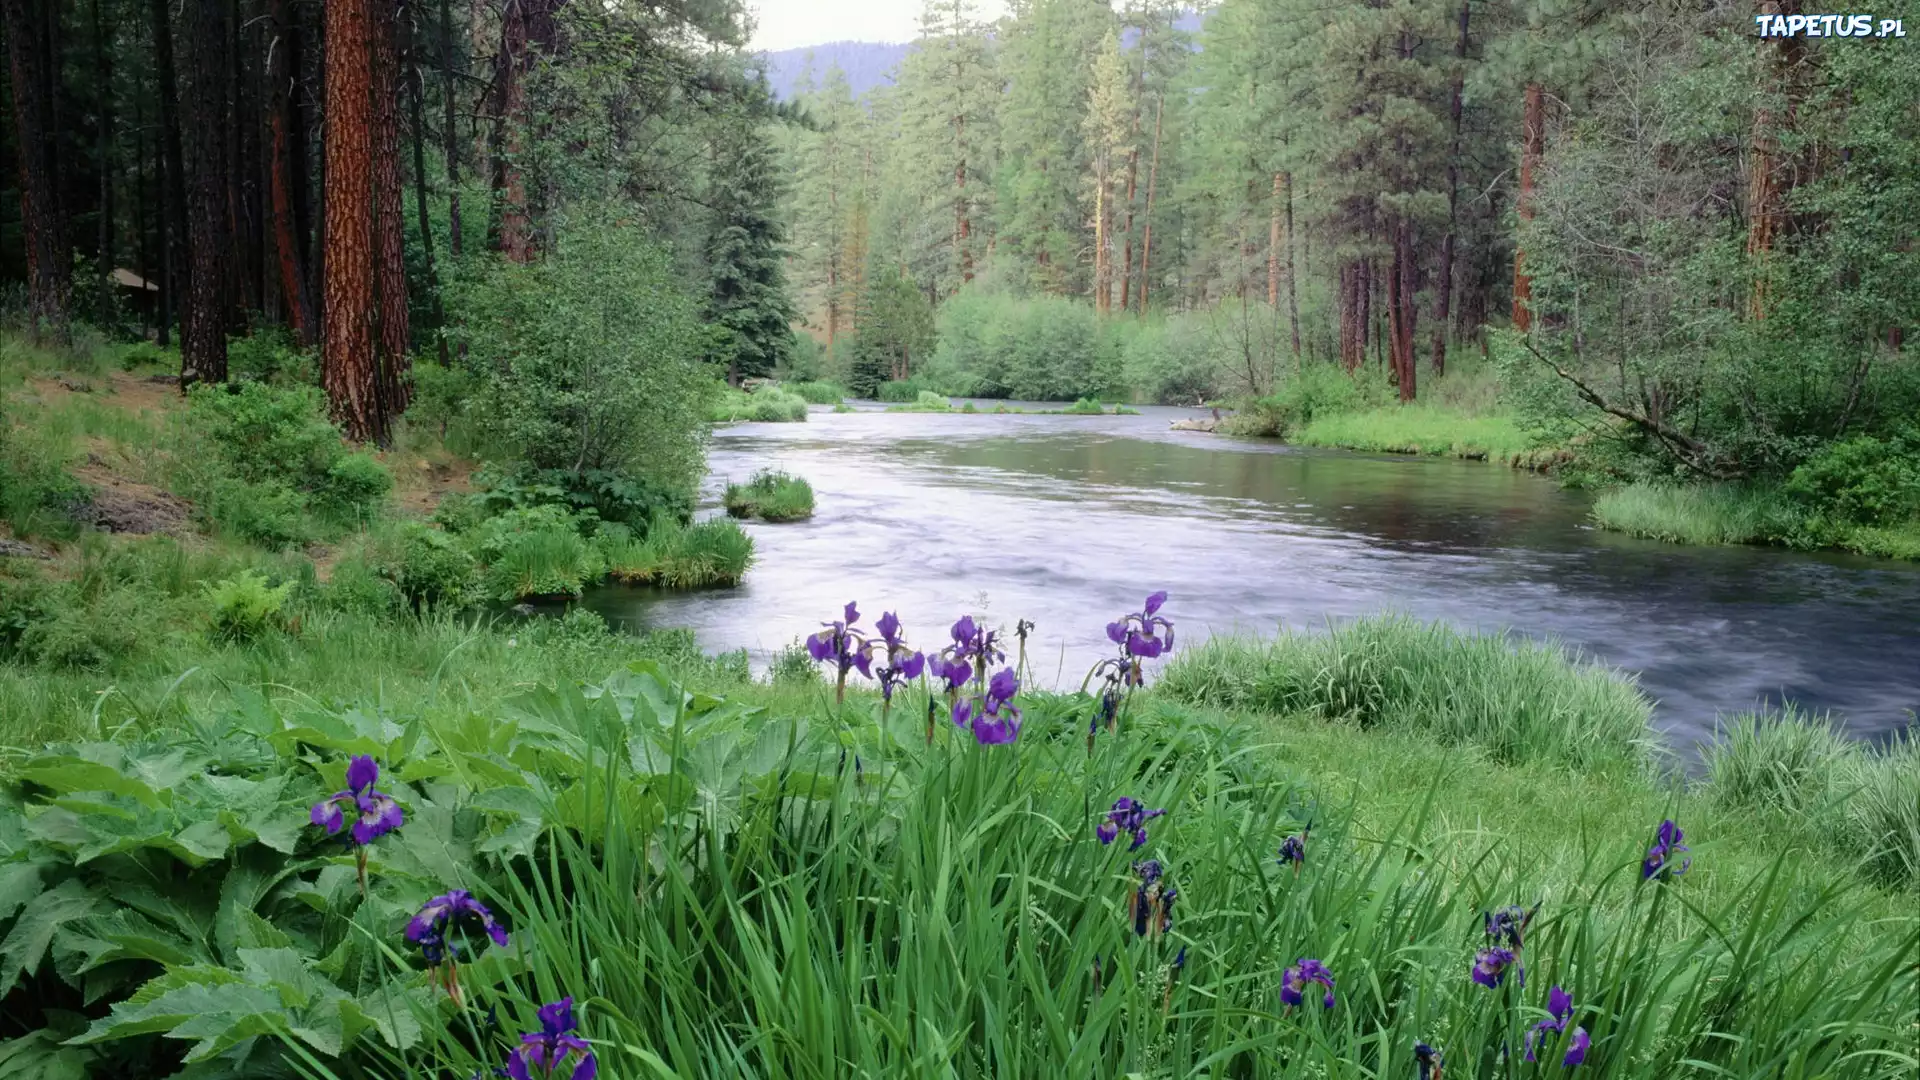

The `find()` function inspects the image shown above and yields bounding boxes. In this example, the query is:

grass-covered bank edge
[1592,480,1920,561]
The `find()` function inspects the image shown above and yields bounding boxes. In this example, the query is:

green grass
[884,389,957,412]
[1158,615,1656,775]
[722,469,815,522]
[785,380,848,404]
[1590,481,1920,561]
[1293,405,1549,465]
[709,385,809,422]
[600,513,753,588]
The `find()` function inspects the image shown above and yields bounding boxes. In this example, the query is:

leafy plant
[722,470,814,522]
[202,570,294,642]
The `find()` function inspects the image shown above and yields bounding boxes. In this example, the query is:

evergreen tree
[707,119,798,384]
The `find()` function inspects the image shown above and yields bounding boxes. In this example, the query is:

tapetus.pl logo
[1754,13,1906,37]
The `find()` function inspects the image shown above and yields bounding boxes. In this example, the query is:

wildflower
[869,611,926,708]
[1524,986,1589,1067]
[1414,1042,1444,1080]
[1097,796,1165,850]
[1642,819,1691,880]
[953,666,1023,745]
[309,755,404,892]
[1015,618,1035,675]
[1281,958,1335,1010]
[1471,946,1520,989]
[945,614,1005,684]
[931,655,973,696]
[1130,861,1176,939]
[406,889,509,1004]
[1277,827,1309,872]
[1163,945,1188,1014]
[506,997,597,1080]
[1484,903,1539,950]
[1085,592,1176,741]
[806,602,869,703]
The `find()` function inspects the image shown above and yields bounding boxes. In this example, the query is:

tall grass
[1293,406,1546,466]
[1158,614,1655,774]
[601,514,754,587]
[710,385,808,422]
[1590,482,1807,546]
[723,469,815,522]
[786,380,847,404]
[333,690,1912,1080]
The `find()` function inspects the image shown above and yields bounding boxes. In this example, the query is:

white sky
[748,0,1013,51]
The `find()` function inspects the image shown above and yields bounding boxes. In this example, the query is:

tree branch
[1519,337,1745,480]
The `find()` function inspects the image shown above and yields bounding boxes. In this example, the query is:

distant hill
[760,11,1205,103]
[762,41,910,101]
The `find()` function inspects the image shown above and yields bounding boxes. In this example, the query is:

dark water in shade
[566,403,1920,751]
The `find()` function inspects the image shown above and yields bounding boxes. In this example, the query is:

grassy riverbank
[1592,481,1920,561]
[1,604,1912,1078]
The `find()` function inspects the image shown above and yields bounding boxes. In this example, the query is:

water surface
[569,404,1920,750]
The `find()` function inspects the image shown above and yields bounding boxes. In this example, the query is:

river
[564,403,1920,751]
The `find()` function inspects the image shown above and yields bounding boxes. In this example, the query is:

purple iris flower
[1471,947,1520,989]
[506,997,597,1080]
[1277,830,1308,870]
[1642,819,1691,880]
[1130,860,1175,938]
[931,655,973,694]
[309,755,404,846]
[406,889,509,964]
[953,667,1023,745]
[869,611,926,703]
[948,615,1006,668]
[1524,986,1588,1067]
[1485,904,1537,950]
[1281,958,1336,1009]
[1097,797,1166,850]
[1113,592,1176,664]
[805,602,868,682]
[1414,1043,1443,1080]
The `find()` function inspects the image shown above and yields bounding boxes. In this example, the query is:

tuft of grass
[786,380,847,404]
[1834,731,1920,886]
[1702,704,1856,815]
[486,525,604,600]
[1159,614,1655,774]
[1292,405,1543,464]
[602,513,754,588]
[884,390,956,413]
[1591,482,1809,547]
[723,469,814,522]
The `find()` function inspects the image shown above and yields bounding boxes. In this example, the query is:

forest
[0,0,1915,1077]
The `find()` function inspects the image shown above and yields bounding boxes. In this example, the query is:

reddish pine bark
[1136,93,1163,315]
[267,0,315,345]
[182,0,232,385]
[493,0,558,263]
[372,0,412,414]
[1511,81,1543,333]
[323,0,383,442]
[3,0,71,346]
[1432,0,1468,373]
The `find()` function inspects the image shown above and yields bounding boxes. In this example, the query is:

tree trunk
[1511,80,1543,333]
[1282,172,1300,361]
[267,0,315,344]
[1432,0,1467,373]
[135,94,153,338]
[438,0,462,258]
[323,0,383,441]
[372,0,412,414]
[1392,218,1417,401]
[954,110,972,286]
[181,0,232,385]
[1267,173,1283,308]
[1136,93,1163,315]
[150,0,189,349]
[92,0,117,325]
[407,1,448,365]
[1746,0,1798,321]
[1093,166,1110,314]
[493,0,556,263]
[4,0,72,346]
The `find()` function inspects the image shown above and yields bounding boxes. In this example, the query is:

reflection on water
[567,405,1920,750]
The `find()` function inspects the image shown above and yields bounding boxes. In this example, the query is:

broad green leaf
[17,758,163,809]
[0,880,101,993]
[0,862,45,923]
[0,1030,93,1080]
[238,947,322,1008]
[169,821,231,866]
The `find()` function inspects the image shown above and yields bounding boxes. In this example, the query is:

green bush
[226,328,317,385]
[383,522,478,610]
[769,636,820,684]
[1159,615,1655,773]
[452,204,713,494]
[1784,429,1920,526]
[1062,396,1107,415]
[464,467,694,534]
[723,470,815,522]
[926,292,1121,401]
[202,569,294,642]
[1590,482,1813,547]
[314,453,394,524]
[187,383,343,486]
[0,398,87,537]
[486,526,603,600]
[876,377,939,403]
[200,475,313,548]
[710,385,808,423]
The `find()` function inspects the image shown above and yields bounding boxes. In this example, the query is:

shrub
[1783,429,1920,526]
[321,554,404,617]
[926,292,1120,401]
[199,476,312,548]
[464,466,694,533]
[452,203,713,494]
[187,382,343,486]
[1158,615,1654,773]
[0,398,87,537]
[202,569,294,642]
[313,452,394,524]
[769,637,820,684]
[710,386,808,423]
[723,470,814,522]
[226,328,317,385]
[1062,396,1107,415]
[877,377,939,403]
[386,522,478,610]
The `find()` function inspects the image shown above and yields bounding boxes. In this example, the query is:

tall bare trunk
[406,1,448,365]
[1511,81,1543,333]
[1282,171,1300,361]
[1136,93,1163,315]
[1746,0,1798,321]
[1267,172,1283,307]
[4,0,71,346]
[182,0,232,385]
[437,0,462,258]
[372,0,411,414]
[92,0,117,324]
[1391,218,1417,401]
[323,0,382,441]
[267,0,314,344]
[1432,0,1467,372]
[150,0,188,348]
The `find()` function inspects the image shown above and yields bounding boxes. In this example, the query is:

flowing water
[565,403,1920,751]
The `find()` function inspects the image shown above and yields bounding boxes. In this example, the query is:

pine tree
[707,120,798,384]
[1083,29,1131,314]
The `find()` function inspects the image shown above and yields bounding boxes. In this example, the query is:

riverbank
[1,604,1911,1077]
